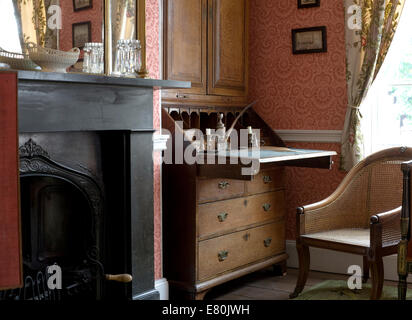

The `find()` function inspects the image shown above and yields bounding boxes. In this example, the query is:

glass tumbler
[82,43,92,73]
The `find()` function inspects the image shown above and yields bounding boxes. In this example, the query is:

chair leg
[398,275,408,300]
[289,243,310,299]
[362,256,370,283]
[370,256,384,300]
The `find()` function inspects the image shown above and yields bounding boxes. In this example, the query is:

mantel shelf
[16,70,191,89]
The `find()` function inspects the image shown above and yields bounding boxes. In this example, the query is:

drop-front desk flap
[196,146,337,180]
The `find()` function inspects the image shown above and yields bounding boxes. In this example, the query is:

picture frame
[292,26,327,54]
[72,21,91,49]
[73,0,93,12]
[298,0,320,9]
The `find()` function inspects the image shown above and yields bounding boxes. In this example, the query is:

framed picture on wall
[292,26,327,54]
[298,0,320,8]
[73,0,93,12]
[72,21,91,49]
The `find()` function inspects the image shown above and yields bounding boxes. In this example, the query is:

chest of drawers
[162,106,336,299]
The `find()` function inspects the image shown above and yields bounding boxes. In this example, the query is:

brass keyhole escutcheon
[218,250,229,262]
[263,203,271,212]
[263,176,272,184]
[217,212,228,222]
[243,233,251,241]
[264,238,272,248]
[218,181,230,189]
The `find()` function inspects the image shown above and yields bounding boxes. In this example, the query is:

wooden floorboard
[207,267,402,300]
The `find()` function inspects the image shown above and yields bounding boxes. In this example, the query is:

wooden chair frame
[398,160,412,300]
[291,147,412,300]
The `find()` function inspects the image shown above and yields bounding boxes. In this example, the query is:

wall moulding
[275,130,342,143]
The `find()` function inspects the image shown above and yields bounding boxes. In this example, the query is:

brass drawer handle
[218,181,230,189]
[243,233,250,241]
[263,176,272,184]
[262,203,271,212]
[217,212,228,222]
[218,250,229,262]
[264,238,272,248]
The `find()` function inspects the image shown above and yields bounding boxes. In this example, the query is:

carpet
[292,280,412,300]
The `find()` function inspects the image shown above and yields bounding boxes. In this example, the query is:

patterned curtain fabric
[13,0,59,50]
[14,0,48,48]
[341,0,404,171]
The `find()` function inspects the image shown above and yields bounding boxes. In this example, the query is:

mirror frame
[104,0,148,77]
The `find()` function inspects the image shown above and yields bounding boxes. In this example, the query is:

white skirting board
[286,240,412,283]
[155,278,169,300]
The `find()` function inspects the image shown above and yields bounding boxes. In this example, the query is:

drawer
[197,178,245,203]
[198,221,285,281]
[246,168,284,195]
[198,191,285,239]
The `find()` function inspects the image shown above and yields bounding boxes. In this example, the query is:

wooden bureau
[162,106,336,299]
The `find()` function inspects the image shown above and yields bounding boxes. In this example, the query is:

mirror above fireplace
[0,0,147,76]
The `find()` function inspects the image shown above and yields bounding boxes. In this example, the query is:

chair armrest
[370,206,401,224]
[370,206,401,248]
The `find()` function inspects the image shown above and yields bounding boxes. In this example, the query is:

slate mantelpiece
[16,70,190,300]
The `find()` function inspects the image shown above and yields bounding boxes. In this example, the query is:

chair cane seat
[301,228,370,247]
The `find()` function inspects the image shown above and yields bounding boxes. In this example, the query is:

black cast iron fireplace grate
[0,138,105,301]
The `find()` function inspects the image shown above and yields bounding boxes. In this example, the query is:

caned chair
[398,160,412,299]
[290,147,411,300]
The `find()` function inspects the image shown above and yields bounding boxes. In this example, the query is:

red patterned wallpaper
[249,0,347,130]
[59,0,103,52]
[249,0,348,239]
[145,0,162,280]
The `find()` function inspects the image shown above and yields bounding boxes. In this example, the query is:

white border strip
[155,278,169,300]
[153,134,170,151]
[259,151,337,164]
[276,130,343,143]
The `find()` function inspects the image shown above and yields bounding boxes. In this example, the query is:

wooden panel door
[208,0,248,97]
[0,71,22,290]
[164,0,207,95]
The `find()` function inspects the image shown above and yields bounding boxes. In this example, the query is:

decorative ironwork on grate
[0,269,61,301]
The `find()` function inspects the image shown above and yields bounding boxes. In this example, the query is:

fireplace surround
[1,70,189,300]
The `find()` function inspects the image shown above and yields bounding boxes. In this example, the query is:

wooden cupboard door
[0,72,22,290]
[208,0,248,97]
[164,0,207,95]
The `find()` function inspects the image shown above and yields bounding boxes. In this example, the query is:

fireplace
[16,135,103,300]
[0,71,189,300]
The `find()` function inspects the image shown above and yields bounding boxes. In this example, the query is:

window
[362,0,412,156]
[0,1,22,53]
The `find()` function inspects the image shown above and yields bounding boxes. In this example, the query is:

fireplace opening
[1,174,104,301]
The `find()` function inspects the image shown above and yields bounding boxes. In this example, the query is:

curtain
[340,0,404,171]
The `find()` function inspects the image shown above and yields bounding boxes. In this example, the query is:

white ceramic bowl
[27,42,80,73]
[0,46,40,70]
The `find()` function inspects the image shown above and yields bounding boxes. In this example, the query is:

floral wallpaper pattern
[145,0,162,280]
[248,0,349,239]
[249,0,347,131]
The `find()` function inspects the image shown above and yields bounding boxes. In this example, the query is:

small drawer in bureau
[197,178,245,203]
[197,221,285,281]
[246,168,284,195]
[198,191,285,239]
